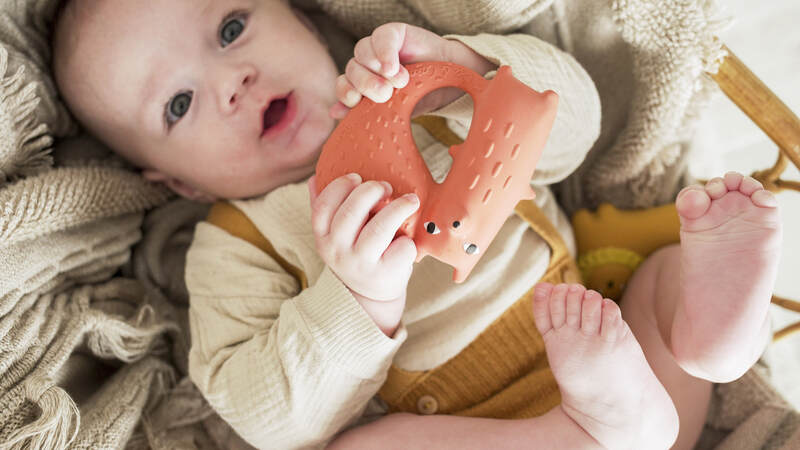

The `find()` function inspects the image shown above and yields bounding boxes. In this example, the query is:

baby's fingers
[310,173,362,237]
[353,36,383,74]
[382,235,418,270]
[370,23,406,79]
[335,74,361,108]
[329,101,350,120]
[345,59,394,103]
[354,193,419,258]
[330,180,392,246]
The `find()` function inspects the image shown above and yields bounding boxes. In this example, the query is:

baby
[52,1,782,449]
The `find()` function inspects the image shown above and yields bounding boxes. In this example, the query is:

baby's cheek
[306,105,337,138]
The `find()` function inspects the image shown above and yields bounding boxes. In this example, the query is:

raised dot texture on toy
[315,61,559,282]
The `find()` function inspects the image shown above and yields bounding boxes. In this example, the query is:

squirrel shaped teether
[315,61,558,282]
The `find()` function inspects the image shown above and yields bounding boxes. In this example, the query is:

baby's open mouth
[262,96,289,133]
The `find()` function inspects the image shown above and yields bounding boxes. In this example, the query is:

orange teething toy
[315,62,558,282]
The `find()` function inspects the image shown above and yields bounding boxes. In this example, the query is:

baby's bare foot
[673,172,782,381]
[532,283,678,449]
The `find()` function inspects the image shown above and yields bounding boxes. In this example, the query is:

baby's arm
[186,214,408,449]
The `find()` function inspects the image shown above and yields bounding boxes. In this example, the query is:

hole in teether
[412,88,473,185]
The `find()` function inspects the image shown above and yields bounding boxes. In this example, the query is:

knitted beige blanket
[1,0,797,448]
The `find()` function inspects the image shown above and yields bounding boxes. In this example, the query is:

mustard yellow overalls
[205,117,581,419]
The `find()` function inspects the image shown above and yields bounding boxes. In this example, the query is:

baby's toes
[751,188,779,208]
[704,177,728,200]
[676,185,711,220]
[723,171,744,191]
[600,298,625,342]
[532,283,555,335]
[549,284,570,329]
[725,173,777,209]
[738,175,764,196]
[580,290,604,336]
[565,284,586,328]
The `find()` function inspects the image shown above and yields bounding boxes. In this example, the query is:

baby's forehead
[60,0,212,47]
[54,2,200,138]
[58,1,208,88]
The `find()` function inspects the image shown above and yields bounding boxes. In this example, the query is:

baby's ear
[142,169,218,203]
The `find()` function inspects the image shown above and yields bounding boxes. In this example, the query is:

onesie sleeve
[185,222,406,449]
[430,33,601,186]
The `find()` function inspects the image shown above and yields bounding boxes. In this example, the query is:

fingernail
[389,76,405,89]
[403,193,418,203]
[345,90,361,106]
[347,173,362,183]
[381,181,393,192]
[382,62,398,78]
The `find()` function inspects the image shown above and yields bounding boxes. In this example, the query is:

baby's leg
[329,285,678,450]
[328,408,613,449]
[620,172,781,448]
[633,173,780,381]
[532,283,679,449]
[670,173,781,380]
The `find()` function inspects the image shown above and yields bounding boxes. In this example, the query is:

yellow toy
[571,202,680,301]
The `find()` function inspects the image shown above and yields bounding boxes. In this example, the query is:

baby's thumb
[382,235,418,268]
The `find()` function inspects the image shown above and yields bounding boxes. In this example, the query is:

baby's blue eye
[220,15,246,47]
[166,92,192,126]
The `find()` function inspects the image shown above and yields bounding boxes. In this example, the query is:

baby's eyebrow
[138,69,163,134]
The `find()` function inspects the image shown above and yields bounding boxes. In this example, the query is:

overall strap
[206,201,308,289]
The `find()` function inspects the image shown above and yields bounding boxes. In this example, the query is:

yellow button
[416,395,438,415]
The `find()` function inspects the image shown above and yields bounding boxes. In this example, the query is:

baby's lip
[260,91,297,139]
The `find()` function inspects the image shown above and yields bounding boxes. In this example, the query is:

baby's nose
[220,64,257,112]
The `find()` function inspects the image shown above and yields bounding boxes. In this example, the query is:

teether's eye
[424,222,440,235]
[452,221,461,229]
[463,243,479,255]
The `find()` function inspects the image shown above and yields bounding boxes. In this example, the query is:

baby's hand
[330,23,496,119]
[309,174,419,334]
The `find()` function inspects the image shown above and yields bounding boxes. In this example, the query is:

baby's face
[56,0,339,198]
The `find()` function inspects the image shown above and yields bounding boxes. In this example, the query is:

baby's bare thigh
[620,245,711,450]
